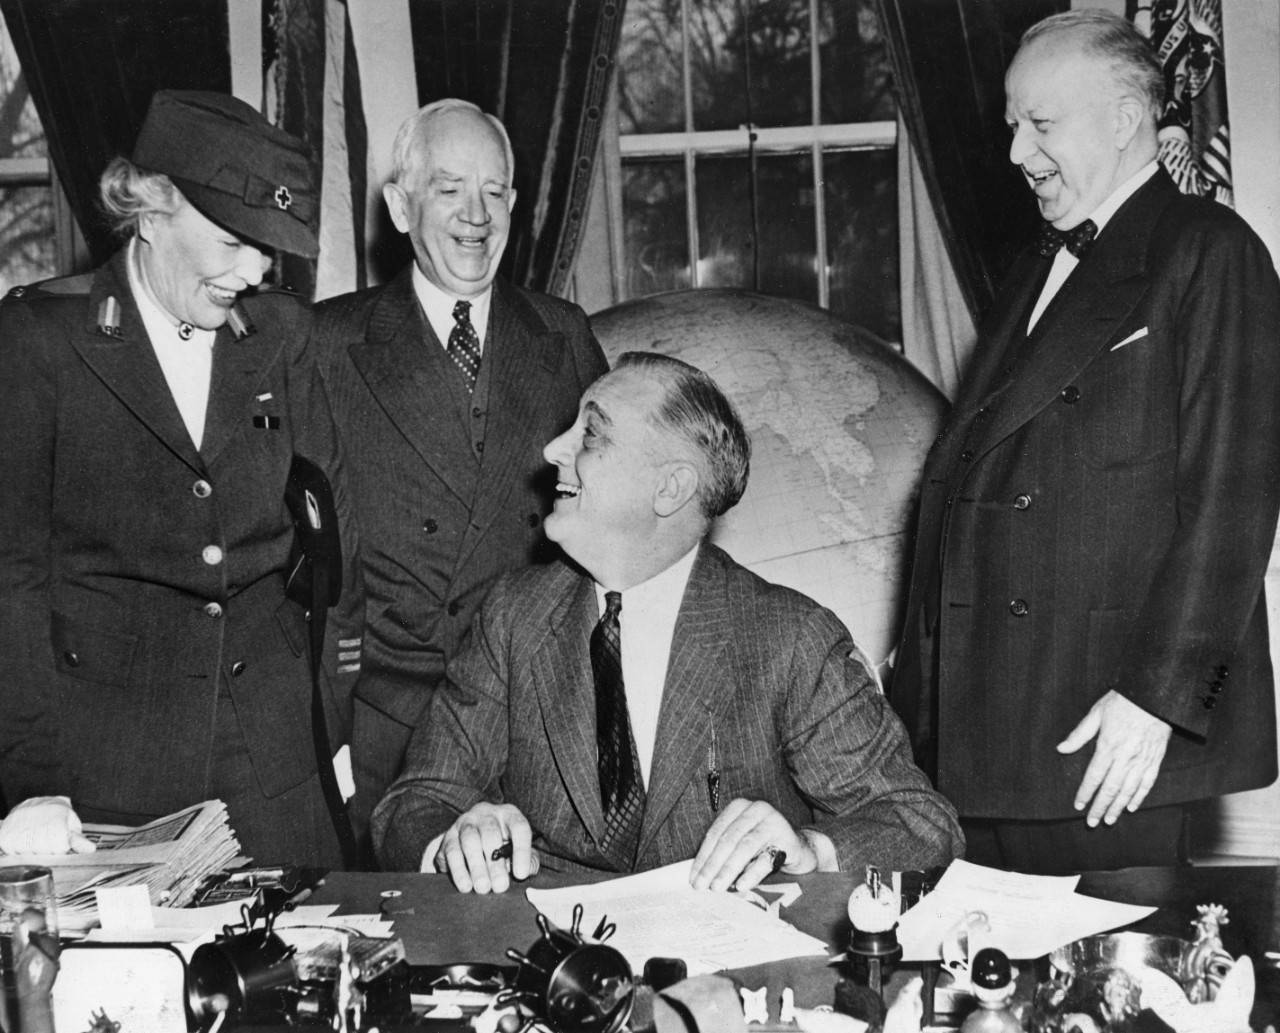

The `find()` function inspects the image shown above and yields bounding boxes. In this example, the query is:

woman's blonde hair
[98,156,183,238]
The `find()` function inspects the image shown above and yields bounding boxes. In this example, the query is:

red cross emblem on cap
[274,185,292,211]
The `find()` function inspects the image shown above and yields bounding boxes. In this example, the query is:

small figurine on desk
[960,948,1021,1033]
[845,865,902,998]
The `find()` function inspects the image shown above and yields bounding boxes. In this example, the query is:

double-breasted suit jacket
[373,543,963,874]
[311,271,607,837]
[0,251,363,859]
[892,169,1280,820]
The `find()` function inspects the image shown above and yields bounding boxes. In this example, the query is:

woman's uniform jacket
[373,543,963,874]
[892,169,1280,820]
[0,250,363,848]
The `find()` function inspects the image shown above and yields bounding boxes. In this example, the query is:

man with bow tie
[373,353,962,890]
[310,100,606,860]
[891,10,1280,873]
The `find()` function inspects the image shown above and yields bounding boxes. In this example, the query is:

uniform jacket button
[1013,493,1032,510]
[1216,664,1229,679]
[447,601,461,617]
[423,518,438,534]
[231,660,247,677]
[1009,598,1029,617]
[204,602,224,619]
[1060,385,1081,404]
[202,545,224,565]
[193,479,212,498]
[63,650,80,667]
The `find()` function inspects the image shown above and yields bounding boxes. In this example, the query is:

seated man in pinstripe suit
[372,353,962,891]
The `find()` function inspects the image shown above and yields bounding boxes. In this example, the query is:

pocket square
[1110,326,1149,351]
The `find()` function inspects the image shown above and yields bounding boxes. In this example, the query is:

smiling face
[1005,37,1143,229]
[384,107,514,299]
[542,367,676,584]
[139,199,270,329]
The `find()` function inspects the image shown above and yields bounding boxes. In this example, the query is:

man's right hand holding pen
[421,801,541,893]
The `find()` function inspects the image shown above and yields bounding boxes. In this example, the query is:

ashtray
[409,962,514,995]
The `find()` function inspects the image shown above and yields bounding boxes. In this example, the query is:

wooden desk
[313,864,1280,1028]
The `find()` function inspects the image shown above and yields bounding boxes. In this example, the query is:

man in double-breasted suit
[892,10,1280,873]
[374,353,962,889]
[311,99,606,855]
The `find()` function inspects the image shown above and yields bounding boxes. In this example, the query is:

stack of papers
[895,859,1157,962]
[21,801,243,932]
[526,861,829,974]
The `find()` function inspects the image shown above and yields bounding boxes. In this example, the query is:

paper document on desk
[17,800,243,932]
[895,859,1156,961]
[526,861,828,974]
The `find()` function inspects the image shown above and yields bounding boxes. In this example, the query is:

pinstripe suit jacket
[892,169,1280,819]
[373,543,963,873]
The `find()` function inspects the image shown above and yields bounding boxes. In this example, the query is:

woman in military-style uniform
[0,91,363,867]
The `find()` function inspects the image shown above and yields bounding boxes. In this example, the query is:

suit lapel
[347,269,476,503]
[201,304,284,465]
[69,254,205,474]
[530,571,609,841]
[968,173,1176,462]
[638,546,738,858]
[455,281,568,571]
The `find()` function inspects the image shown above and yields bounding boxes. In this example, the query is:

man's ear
[383,181,411,234]
[506,188,517,214]
[654,461,700,518]
[1113,94,1146,151]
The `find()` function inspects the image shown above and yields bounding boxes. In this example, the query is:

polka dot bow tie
[1035,218,1097,259]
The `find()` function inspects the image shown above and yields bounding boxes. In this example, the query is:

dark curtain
[874,0,1065,321]
[0,0,230,267]
[405,0,624,295]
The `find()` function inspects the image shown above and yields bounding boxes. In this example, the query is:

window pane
[0,185,54,291]
[623,159,691,296]
[1,21,54,292]
[618,0,685,133]
[819,0,894,123]
[695,151,817,304]
[823,148,898,340]
[690,0,812,132]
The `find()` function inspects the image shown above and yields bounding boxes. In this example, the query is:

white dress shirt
[412,263,493,354]
[1027,160,1159,333]
[594,546,700,788]
[127,239,215,450]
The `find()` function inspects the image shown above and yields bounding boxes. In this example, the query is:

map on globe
[591,289,947,672]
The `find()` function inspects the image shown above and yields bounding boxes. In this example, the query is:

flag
[1128,0,1232,207]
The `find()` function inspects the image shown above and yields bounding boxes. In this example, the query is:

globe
[590,288,948,670]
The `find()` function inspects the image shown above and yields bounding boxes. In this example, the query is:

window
[615,0,899,341]
[0,13,56,294]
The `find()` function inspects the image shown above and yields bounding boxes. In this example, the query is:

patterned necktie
[1035,218,1098,260]
[591,591,645,867]
[447,300,482,392]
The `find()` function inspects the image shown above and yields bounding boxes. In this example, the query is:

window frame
[611,0,897,311]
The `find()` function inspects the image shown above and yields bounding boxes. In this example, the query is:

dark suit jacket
[892,169,1280,819]
[373,543,963,874]
[311,271,607,837]
[0,251,363,849]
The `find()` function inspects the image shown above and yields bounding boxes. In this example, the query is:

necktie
[1035,218,1097,260]
[447,300,482,392]
[592,591,645,866]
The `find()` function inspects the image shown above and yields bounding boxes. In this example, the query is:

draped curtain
[873,0,1065,324]
[0,0,231,266]
[0,0,623,301]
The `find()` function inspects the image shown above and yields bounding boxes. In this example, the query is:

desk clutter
[1,856,1268,1033]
